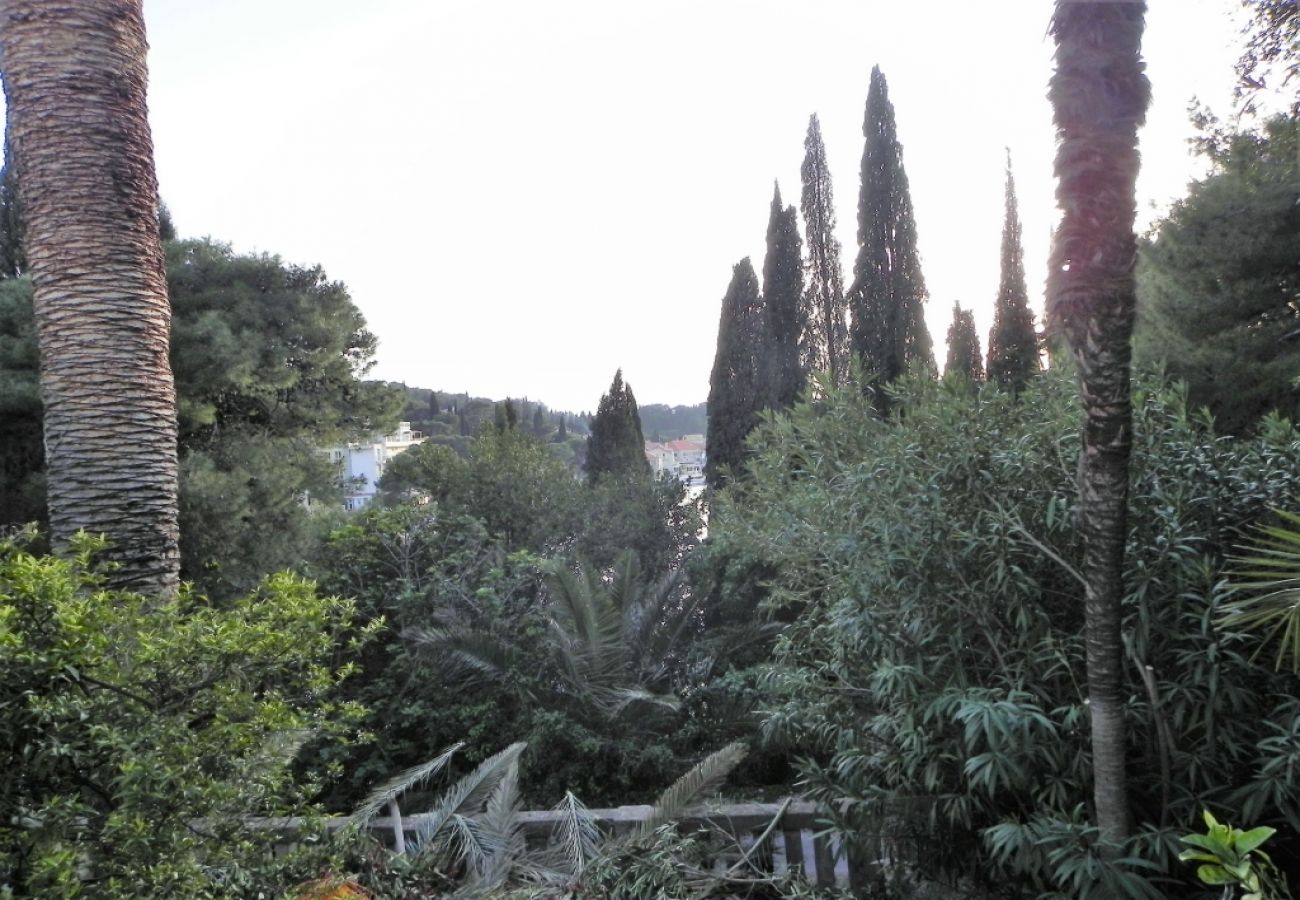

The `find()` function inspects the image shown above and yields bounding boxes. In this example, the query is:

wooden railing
[249,799,868,889]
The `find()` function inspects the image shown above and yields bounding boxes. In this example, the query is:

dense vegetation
[2,0,1298,896]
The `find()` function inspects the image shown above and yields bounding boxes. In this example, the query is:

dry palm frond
[415,742,527,858]
[348,742,463,825]
[473,757,526,887]
[548,791,601,877]
[631,741,748,842]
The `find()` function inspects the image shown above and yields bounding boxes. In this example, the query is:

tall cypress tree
[586,369,649,483]
[799,113,849,387]
[944,302,984,381]
[986,152,1040,391]
[847,66,934,392]
[706,258,763,489]
[760,182,805,411]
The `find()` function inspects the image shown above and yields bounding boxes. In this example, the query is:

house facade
[325,421,427,510]
[644,435,706,485]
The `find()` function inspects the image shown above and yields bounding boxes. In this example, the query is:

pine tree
[986,152,1040,391]
[799,113,849,386]
[847,66,934,394]
[0,132,24,278]
[760,182,805,411]
[944,302,984,381]
[706,258,764,489]
[585,369,649,483]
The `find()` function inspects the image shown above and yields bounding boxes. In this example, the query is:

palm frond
[599,685,681,716]
[546,559,627,694]
[631,741,748,842]
[415,742,527,856]
[406,625,520,683]
[548,791,601,877]
[1225,511,1300,673]
[473,762,526,888]
[348,742,463,825]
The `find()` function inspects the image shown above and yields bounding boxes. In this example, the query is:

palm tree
[0,0,180,593]
[1047,1,1151,841]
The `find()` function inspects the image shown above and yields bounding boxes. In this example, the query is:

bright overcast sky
[5,1,1252,412]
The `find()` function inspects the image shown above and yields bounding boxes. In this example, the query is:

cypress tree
[760,182,805,411]
[531,404,546,437]
[847,66,934,393]
[706,258,763,489]
[429,391,440,417]
[799,113,849,387]
[986,152,1040,391]
[944,302,984,381]
[555,416,568,442]
[0,133,24,278]
[585,369,649,482]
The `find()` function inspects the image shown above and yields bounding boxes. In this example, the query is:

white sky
[5,1,1252,412]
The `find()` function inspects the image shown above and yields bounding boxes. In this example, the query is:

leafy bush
[710,370,1300,894]
[0,531,372,897]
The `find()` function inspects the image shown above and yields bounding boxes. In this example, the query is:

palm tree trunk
[1047,0,1150,843]
[0,0,180,594]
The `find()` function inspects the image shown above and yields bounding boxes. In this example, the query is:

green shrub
[0,531,372,897]
[710,370,1300,894]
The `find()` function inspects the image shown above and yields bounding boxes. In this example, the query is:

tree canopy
[706,259,763,489]
[759,183,805,411]
[944,302,984,381]
[986,154,1039,391]
[798,113,849,387]
[847,66,934,390]
[1135,114,1299,434]
[585,369,650,483]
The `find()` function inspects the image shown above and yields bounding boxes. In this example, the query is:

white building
[644,435,706,485]
[326,421,427,510]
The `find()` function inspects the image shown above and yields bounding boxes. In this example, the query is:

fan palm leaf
[1225,509,1300,672]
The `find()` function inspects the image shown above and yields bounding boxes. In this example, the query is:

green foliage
[0,532,369,897]
[1179,810,1290,899]
[586,369,650,483]
[0,137,23,278]
[943,302,984,382]
[985,155,1038,391]
[167,238,399,445]
[847,66,934,391]
[0,277,42,525]
[709,368,1300,894]
[1135,114,1300,434]
[638,402,707,441]
[0,239,403,597]
[708,258,764,489]
[380,425,584,553]
[1236,0,1299,116]
[761,183,806,412]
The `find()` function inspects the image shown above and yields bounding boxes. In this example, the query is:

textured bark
[1,0,180,594]
[1047,0,1150,842]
